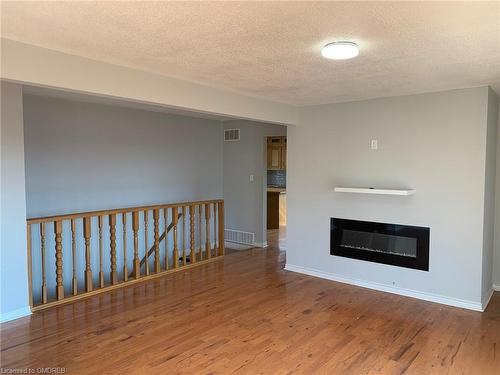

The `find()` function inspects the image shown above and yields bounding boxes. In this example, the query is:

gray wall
[24,94,224,217]
[482,88,499,301]
[1,82,30,321]
[223,120,286,245]
[494,105,500,289]
[287,87,492,309]
[23,94,224,303]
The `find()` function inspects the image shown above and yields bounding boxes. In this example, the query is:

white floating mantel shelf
[334,187,416,196]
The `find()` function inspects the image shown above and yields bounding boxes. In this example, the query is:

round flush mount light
[321,41,359,60]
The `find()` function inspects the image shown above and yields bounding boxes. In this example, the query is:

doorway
[222,121,287,251]
[266,135,287,251]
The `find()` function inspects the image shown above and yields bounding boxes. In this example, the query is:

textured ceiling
[1,1,499,106]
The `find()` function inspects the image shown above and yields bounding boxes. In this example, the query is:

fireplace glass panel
[340,229,417,258]
[330,218,430,271]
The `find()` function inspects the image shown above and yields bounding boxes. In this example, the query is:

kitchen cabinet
[267,189,286,229]
[267,145,282,170]
[281,137,287,170]
[267,191,280,229]
[267,136,286,170]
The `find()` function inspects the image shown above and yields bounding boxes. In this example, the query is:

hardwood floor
[1,226,499,374]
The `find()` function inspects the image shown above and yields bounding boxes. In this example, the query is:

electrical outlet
[370,139,378,150]
[249,174,254,182]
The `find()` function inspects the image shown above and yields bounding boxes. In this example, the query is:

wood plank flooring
[1,227,499,374]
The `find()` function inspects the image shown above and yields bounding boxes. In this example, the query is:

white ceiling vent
[224,129,240,142]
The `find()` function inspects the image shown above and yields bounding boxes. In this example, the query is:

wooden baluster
[132,211,140,279]
[109,214,117,285]
[190,205,195,264]
[172,207,179,268]
[98,216,104,288]
[198,205,202,261]
[153,209,160,273]
[144,210,150,276]
[40,222,47,304]
[164,208,169,270]
[71,219,77,295]
[83,217,93,292]
[27,224,33,308]
[213,203,217,255]
[122,213,128,282]
[218,201,225,256]
[182,206,186,265]
[205,204,211,259]
[54,220,64,300]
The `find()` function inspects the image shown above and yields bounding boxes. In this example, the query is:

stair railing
[26,199,224,311]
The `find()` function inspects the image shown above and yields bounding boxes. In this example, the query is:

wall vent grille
[224,129,240,142]
[225,229,255,246]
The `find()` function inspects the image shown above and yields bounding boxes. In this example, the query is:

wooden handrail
[26,199,224,312]
[26,199,224,224]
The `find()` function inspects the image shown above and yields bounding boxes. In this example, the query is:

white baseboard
[493,284,500,292]
[285,264,484,312]
[0,306,32,324]
[255,241,268,248]
[482,288,494,311]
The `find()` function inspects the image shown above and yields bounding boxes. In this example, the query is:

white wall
[1,39,298,126]
[287,87,492,310]
[24,94,223,217]
[223,120,286,245]
[0,82,30,322]
[481,88,499,302]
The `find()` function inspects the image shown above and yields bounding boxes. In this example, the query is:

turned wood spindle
[98,216,104,288]
[54,220,64,300]
[164,208,169,270]
[182,206,187,265]
[153,209,160,273]
[40,222,48,304]
[218,201,225,256]
[205,204,211,259]
[122,213,128,282]
[172,207,179,268]
[190,205,195,263]
[213,203,217,254]
[109,214,117,285]
[144,210,150,276]
[132,211,140,279]
[71,219,77,296]
[83,217,93,292]
[198,205,202,261]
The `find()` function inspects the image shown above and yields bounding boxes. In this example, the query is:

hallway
[267,226,286,251]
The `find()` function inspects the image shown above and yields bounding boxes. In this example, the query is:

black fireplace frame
[330,218,430,271]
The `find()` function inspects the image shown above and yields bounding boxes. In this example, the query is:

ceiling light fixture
[321,41,359,60]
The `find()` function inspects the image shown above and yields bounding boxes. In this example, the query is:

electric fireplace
[330,218,430,271]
